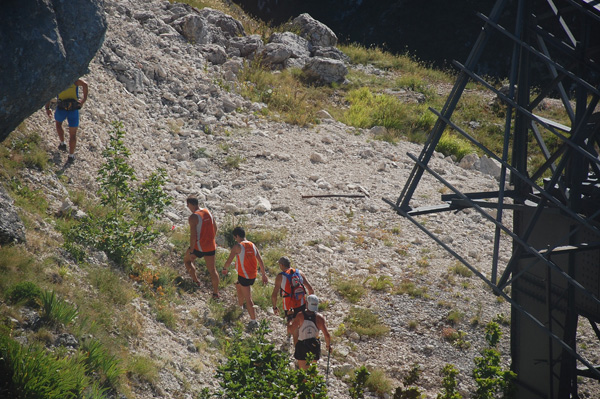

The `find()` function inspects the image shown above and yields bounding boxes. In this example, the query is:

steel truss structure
[384,0,600,397]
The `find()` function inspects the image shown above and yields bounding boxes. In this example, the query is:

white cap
[307,294,319,312]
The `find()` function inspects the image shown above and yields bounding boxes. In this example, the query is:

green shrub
[438,364,462,399]
[6,281,42,307]
[436,132,472,161]
[472,322,516,399]
[344,307,390,337]
[63,121,172,267]
[209,321,327,398]
[350,365,370,399]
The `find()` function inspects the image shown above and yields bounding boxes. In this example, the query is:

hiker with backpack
[45,78,88,165]
[222,226,268,330]
[271,256,314,345]
[287,294,332,370]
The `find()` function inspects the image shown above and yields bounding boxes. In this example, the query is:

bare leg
[68,126,78,155]
[237,284,256,320]
[204,255,219,295]
[235,282,245,307]
[297,360,308,370]
[55,121,65,142]
[183,252,201,284]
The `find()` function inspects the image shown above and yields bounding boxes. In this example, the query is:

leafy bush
[344,307,390,337]
[472,322,516,399]
[206,320,327,398]
[350,365,370,399]
[6,281,42,307]
[436,132,472,161]
[63,121,172,267]
[438,364,462,399]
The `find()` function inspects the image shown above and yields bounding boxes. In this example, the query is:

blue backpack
[280,268,306,302]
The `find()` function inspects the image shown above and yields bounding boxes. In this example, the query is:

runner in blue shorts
[45,79,88,164]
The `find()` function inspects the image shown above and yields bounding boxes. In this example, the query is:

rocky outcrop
[0,0,107,143]
[0,185,26,245]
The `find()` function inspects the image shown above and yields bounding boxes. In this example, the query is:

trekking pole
[326,348,331,387]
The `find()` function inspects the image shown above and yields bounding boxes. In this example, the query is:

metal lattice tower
[384,0,600,397]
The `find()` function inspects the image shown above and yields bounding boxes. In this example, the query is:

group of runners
[184,197,332,370]
[44,81,332,369]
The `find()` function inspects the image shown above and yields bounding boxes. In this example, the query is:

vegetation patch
[334,277,366,304]
[344,307,390,337]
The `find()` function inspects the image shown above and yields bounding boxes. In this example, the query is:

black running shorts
[294,338,321,361]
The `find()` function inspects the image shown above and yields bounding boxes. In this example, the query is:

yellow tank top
[58,84,78,100]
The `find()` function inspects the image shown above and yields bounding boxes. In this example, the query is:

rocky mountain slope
[13,0,599,398]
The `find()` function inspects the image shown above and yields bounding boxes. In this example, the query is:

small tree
[472,322,516,399]
[438,364,462,399]
[64,121,172,266]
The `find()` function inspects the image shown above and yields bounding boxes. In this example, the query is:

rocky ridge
[14,0,578,398]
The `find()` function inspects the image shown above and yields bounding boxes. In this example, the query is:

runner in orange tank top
[223,226,268,330]
[184,197,220,299]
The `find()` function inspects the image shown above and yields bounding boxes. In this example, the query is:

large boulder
[290,13,337,48]
[0,185,26,245]
[228,34,264,57]
[259,43,293,66]
[197,8,244,39]
[0,0,106,143]
[173,8,245,47]
[269,32,311,59]
[302,57,347,85]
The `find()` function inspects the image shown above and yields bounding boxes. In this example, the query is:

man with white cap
[287,294,332,370]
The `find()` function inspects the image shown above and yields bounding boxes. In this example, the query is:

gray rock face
[0,0,106,142]
[0,185,26,245]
